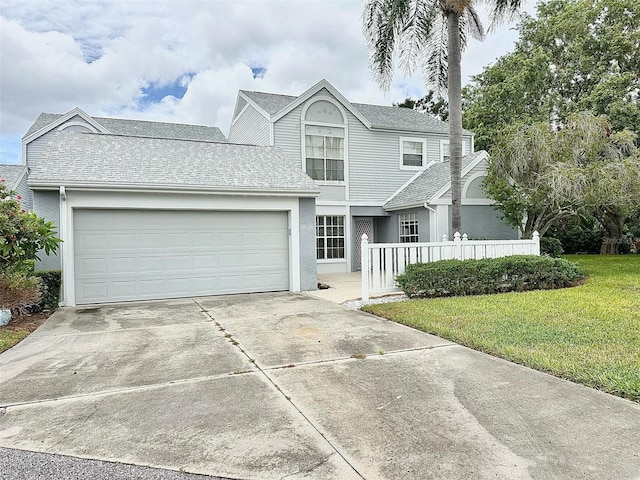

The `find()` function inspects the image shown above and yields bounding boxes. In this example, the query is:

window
[399,213,419,243]
[440,140,450,163]
[401,139,425,167]
[440,139,468,162]
[306,135,344,181]
[316,216,345,259]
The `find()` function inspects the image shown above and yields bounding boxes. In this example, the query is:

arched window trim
[57,121,99,133]
[300,95,349,188]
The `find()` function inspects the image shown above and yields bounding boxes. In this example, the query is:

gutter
[27,182,321,198]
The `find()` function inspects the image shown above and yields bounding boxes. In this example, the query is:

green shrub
[31,270,62,312]
[396,255,584,298]
[540,236,564,257]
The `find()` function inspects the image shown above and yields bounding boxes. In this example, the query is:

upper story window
[399,213,419,243]
[440,140,450,163]
[303,99,346,182]
[440,139,468,162]
[400,138,426,168]
[305,134,344,181]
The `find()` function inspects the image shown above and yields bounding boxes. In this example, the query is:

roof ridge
[94,115,218,129]
[65,131,271,148]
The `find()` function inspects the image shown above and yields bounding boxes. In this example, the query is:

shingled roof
[384,151,486,210]
[0,164,28,190]
[28,132,319,195]
[23,112,227,142]
[240,85,473,135]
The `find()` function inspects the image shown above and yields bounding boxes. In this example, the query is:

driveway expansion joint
[193,298,366,480]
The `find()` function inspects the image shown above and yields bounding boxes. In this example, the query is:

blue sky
[0,0,537,165]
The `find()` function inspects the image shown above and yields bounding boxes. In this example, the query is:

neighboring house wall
[228,105,270,145]
[299,197,318,291]
[33,190,61,271]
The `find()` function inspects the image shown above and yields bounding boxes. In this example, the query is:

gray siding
[441,161,487,200]
[273,104,303,170]
[14,172,33,212]
[272,92,473,204]
[318,185,346,201]
[228,105,270,145]
[33,190,62,271]
[374,209,430,243]
[462,206,518,240]
[298,197,317,291]
[26,130,58,171]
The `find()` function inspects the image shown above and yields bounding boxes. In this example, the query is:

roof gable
[23,108,227,144]
[384,151,488,210]
[238,80,473,135]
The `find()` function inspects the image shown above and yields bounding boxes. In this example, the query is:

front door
[354,217,374,271]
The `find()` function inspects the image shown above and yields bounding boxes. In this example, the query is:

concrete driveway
[1,293,639,480]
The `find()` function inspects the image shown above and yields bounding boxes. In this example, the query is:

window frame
[399,213,419,243]
[301,96,348,185]
[399,137,427,170]
[440,138,469,162]
[316,215,346,260]
[305,134,345,182]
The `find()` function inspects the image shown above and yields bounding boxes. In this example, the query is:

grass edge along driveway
[364,255,640,402]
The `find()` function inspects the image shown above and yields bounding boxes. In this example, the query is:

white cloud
[0,0,533,164]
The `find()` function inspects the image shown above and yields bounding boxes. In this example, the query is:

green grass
[364,255,640,402]
[0,329,30,354]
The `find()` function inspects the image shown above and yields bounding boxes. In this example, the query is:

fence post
[462,233,468,241]
[442,234,448,241]
[454,231,462,260]
[361,234,369,301]
[532,231,540,255]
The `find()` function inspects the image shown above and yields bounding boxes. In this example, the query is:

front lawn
[363,255,640,402]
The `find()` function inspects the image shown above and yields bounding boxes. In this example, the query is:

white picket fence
[361,231,540,301]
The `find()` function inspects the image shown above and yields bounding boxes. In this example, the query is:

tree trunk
[595,207,625,254]
[447,12,463,236]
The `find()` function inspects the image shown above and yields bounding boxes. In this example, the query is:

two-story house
[229,79,516,274]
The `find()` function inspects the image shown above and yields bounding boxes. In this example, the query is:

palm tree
[363,0,524,234]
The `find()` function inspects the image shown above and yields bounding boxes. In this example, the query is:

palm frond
[422,12,449,93]
[485,0,524,32]
[398,0,440,78]
[363,0,411,91]
[463,5,486,42]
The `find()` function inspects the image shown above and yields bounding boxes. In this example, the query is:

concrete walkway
[309,272,401,304]
[1,293,639,479]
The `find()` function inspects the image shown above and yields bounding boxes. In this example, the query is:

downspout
[423,203,437,241]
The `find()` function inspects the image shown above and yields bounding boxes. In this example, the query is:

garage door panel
[74,209,289,304]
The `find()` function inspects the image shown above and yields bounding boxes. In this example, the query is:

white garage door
[74,209,289,304]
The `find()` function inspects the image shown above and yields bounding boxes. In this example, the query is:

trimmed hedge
[32,270,62,311]
[396,255,584,299]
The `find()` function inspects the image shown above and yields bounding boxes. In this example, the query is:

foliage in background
[484,113,640,252]
[463,0,640,151]
[1,180,61,273]
[363,0,524,235]
[395,91,449,121]
[396,255,583,299]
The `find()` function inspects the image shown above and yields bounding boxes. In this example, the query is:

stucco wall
[462,206,518,240]
[298,197,318,291]
[33,189,62,271]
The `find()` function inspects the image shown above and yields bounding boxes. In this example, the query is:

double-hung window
[316,216,345,259]
[399,213,419,243]
[401,138,426,168]
[305,135,344,181]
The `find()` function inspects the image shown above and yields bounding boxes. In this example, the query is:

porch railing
[361,232,540,301]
